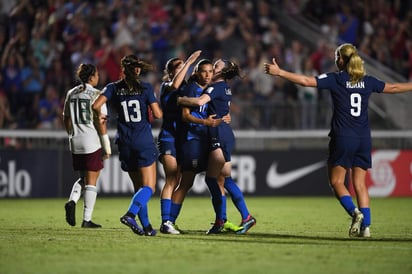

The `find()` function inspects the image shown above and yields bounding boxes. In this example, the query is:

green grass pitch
[0,196,411,274]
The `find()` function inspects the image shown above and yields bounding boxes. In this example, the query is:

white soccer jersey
[63,83,106,154]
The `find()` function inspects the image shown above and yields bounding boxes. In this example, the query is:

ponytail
[347,54,365,84]
[336,43,365,84]
[76,63,96,90]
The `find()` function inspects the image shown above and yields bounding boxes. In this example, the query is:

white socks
[69,178,83,203]
[83,185,97,222]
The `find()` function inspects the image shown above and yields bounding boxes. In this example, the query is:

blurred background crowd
[1,0,411,131]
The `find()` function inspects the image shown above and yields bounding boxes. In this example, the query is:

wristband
[100,134,111,155]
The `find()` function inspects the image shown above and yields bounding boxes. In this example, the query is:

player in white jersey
[62,63,111,228]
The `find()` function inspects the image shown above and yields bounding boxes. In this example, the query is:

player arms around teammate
[178,59,256,234]
[93,55,162,236]
[264,43,412,237]
[169,59,224,232]
[63,63,111,228]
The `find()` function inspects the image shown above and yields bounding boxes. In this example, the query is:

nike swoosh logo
[266,161,326,188]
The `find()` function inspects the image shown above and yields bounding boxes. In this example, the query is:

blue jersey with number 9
[316,71,385,138]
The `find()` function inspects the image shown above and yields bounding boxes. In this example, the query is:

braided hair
[76,63,97,90]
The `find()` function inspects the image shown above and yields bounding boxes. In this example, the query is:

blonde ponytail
[337,43,365,84]
[347,53,365,84]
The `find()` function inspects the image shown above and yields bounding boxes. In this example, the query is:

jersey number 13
[121,99,142,122]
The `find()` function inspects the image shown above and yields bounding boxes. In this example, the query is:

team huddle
[63,50,256,235]
[63,43,412,238]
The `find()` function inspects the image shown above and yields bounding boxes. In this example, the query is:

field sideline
[0,197,411,274]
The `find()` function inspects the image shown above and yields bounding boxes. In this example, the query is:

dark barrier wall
[1,149,411,198]
[0,150,60,197]
[92,150,331,197]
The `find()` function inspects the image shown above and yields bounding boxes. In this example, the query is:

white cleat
[160,220,180,235]
[349,208,364,237]
[359,227,371,238]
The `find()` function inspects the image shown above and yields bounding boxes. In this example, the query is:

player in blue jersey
[178,59,256,234]
[63,63,111,228]
[158,50,202,234]
[264,43,412,237]
[170,59,224,230]
[92,55,162,236]
[169,58,247,233]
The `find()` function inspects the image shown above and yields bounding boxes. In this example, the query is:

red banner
[350,150,412,197]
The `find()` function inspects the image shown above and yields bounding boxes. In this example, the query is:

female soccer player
[63,63,111,228]
[178,59,256,234]
[92,55,162,236]
[170,59,222,230]
[264,43,412,237]
[158,50,201,234]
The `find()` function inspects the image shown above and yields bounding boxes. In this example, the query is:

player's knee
[329,178,345,189]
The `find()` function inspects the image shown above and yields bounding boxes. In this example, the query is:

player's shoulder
[205,84,216,94]
[141,81,154,92]
[66,85,81,96]
[102,80,121,94]
[86,84,101,93]
[111,80,124,88]
[317,71,340,79]
[185,80,198,88]
[363,74,379,82]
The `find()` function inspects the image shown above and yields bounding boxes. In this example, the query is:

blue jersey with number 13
[102,80,157,148]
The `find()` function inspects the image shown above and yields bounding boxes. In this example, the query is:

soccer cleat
[223,220,242,233]
[349,208,364,237]
[120,215,144,235]
[64,200,76,226]
[173,223,184,234]
[81,220,102,228]
[206,223,224,234]
[160,220,180,234]
[359,226,371,238]
[236,216,256,234]
[143,224,157,236]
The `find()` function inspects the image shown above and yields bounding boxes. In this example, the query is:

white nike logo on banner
[266,161,326,188]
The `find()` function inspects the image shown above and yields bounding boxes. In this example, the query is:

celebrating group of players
[63,43,412,238]
[63,50,256,235]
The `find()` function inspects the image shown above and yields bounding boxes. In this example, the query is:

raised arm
[171,50,202,90]
[264,58,317,87]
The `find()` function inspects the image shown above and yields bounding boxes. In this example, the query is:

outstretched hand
[264,58,280,76]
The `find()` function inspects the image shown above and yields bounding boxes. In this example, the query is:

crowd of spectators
[0,0,411,131]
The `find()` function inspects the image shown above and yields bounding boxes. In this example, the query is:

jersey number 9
[350,93,361,117]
